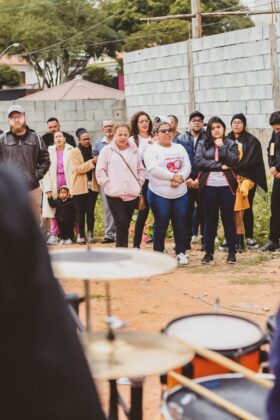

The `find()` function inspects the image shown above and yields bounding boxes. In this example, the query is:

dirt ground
[54,240,280,419]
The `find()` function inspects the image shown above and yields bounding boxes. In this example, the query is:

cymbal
[50,247,177,281]
[81,331,193,380]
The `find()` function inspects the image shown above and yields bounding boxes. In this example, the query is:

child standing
[48,186,75,245]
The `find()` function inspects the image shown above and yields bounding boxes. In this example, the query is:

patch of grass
[230,277,263,285]
[240,255,270,266]
[139,309,149,314]
[90,294,105,300]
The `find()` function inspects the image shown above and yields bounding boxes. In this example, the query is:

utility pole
[191,0,202,38]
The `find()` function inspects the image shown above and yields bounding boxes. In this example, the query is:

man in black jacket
[0,166,106,420]
[259,111,280,252]
[0,104,50,220]
[43,117,76,148]
[177,111,206,250]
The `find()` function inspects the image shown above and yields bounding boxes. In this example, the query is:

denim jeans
[201,186,236,254]
[133,179,150,248]
[147,188,188,254]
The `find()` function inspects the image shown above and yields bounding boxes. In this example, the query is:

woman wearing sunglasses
[196,116,239,264]
[144,122,191,265]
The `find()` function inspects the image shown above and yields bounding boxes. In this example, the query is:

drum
[162,373,273,420]
[164,313,264,387]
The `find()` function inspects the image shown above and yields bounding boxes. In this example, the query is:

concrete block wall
[124,22,280,135]
[0,99,126,144]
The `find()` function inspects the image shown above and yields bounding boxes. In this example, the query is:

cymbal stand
[84,280,92,332]
[129,378,144,420]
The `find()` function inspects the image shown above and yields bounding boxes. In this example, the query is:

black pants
[269,180,280,243]
[186,188,205,246]
[58,221,74,240]
[106,196,137,247]
[74,191,98,238]
[243,185,256,238]
[133,179,149,248]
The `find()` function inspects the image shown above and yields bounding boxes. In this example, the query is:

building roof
[21,78,124,101]
[0,55,31,67]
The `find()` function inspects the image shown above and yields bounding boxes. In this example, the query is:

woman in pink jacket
[96,123,145,247]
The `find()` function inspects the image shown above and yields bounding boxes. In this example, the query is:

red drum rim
[164,313,265,357]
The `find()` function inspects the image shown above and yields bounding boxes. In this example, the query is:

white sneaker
[64,238,73,245]
[176,253,188,266]
[191,235,198,244]
[59,239,65,245]
[47,235,59,245]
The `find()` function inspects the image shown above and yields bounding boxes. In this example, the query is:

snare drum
[162,373,273,420]
[164,313,264,387]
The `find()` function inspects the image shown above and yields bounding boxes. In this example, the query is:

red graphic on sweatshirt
[166,159,182,173]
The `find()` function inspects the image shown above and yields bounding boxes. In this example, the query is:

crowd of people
[1,104,280,266]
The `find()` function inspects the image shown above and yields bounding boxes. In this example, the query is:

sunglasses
[159,128,172,134]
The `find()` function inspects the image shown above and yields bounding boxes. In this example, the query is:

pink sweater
[96,140,145,201]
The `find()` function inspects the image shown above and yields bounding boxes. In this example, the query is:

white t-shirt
[129,135,153,179]
[144,143,191,199]
[207,145,228,187]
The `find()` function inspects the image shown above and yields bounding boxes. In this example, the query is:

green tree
[82,64,113,87]
[0,64,20,89]
[0,0,123,87]
[102,0,253,51]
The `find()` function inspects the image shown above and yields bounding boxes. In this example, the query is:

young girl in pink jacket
[96,123,145,247]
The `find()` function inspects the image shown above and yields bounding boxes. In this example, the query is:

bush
[82,64,113,87]
[0,64,20,88]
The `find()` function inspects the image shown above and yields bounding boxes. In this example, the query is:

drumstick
[169,371,261,420]
[183,341,273,389]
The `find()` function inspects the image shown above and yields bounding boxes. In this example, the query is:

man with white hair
[0,104,50,219]
[93,120,116,243]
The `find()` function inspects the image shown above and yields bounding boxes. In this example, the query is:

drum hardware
[50,247,177,420]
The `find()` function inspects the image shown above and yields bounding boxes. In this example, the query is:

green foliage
[0,64,20,88]
[82,64,113,87]
[252,183,271,245]
[0,0,123,87]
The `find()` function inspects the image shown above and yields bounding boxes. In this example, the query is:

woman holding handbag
[144,121,191,265]
[96,123,145,247]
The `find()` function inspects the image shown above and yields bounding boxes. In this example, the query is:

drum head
[165,313,264,353]
[163,373,273,420]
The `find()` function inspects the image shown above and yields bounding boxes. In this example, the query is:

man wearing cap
[177,111,206,250]
[0,105,50,219]
[43,117,76,148]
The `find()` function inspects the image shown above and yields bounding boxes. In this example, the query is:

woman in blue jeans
[144,122,191,265]
[196,116,239,264]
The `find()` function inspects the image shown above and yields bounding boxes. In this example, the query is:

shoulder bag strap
[114,150,141,187]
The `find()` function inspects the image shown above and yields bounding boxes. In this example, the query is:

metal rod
[84,280,91,332]
[105,282,115,341]
[109,380,119,420]
[68,305,85,333]
[129,380,144,420]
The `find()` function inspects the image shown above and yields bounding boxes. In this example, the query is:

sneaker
[237,235,245,253]
[78,237,86,245]
[191,235,198,244]
[87,234,96,244]
[201,253,214,264]
[258,240,279,253]
[59,239,65,245]
[176,253,188,266]
[101,237,115,244]
[47,235,59,245]
[64,238,73,245]
[246,238,259,249]
[219,239,228,252]
[227,252,236,264]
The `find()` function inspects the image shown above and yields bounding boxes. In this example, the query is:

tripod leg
[130,380,143,420]
[109,380,119,420]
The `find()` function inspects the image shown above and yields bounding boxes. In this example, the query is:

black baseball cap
[189,111,204,121]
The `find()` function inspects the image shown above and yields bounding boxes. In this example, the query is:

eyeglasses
[159,128,172,134]
[190,119,203,123]
[9,114,24,120]
[103,125,113,128]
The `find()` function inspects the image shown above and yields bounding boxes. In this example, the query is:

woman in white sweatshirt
[144,122,191,265]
